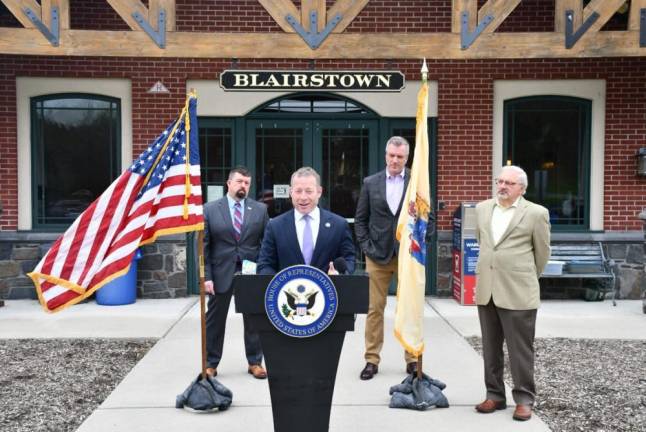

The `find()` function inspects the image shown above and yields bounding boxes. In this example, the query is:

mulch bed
[468,337,646,432]
[0,339,156,432]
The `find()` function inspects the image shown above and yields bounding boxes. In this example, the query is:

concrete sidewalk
[2,298,643,431]
[77,297,550,432]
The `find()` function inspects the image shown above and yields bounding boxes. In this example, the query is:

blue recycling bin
[96,249,143,306]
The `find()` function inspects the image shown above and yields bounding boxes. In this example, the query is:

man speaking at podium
[258,167,355,275]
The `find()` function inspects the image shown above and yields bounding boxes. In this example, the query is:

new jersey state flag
[29,93,204,313]
[394,80,431,357]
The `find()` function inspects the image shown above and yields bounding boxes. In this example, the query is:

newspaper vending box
[452,203,479,305]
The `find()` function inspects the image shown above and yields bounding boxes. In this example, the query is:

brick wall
[0,2,644,231]
[1,56,644,232]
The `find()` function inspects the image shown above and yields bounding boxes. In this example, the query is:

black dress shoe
[406,362,418,375]
[360,362,378,380]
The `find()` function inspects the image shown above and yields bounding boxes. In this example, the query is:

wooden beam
[555,0,581,33]
[42,0,70,30]
[301,0,325,32]
[583,0,627,34]
[258,0,299,33]
[106,0,148,31]
[629,0,646,31]
[149,0,175,32]
[479,0,521,33]
[0,28,643,59]
[452,0,477,33]
[327,0,369,33]
[0,0,42,28]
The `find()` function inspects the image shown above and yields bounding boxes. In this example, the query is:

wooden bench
[540,242,616,302]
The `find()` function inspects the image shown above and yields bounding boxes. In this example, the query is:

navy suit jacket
[257,208,356,275]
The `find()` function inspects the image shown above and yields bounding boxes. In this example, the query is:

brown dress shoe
[248,364,267,379]
[513,404,532,421]
[406,362,418,375]
[360,362,378,380]
[475,399,507,413]
[205,367,217,378]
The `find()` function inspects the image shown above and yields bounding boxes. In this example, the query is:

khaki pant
[364,256,416,365]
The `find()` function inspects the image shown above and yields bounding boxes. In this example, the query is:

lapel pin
[247,207,252,210]
[325,222,331,228]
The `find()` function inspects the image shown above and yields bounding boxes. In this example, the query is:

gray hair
[385,136,410,154]
[291,167,321,187]
[499,165,528,189]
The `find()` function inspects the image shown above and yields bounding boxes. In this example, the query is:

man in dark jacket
[355,136,417,380]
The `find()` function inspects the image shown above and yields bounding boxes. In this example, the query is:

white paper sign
[207,185,224,202]
[273,184,290,199]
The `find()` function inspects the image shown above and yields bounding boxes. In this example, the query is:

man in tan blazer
[474,165,550,422]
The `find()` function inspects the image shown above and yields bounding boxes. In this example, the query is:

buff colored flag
[394,80,431,357]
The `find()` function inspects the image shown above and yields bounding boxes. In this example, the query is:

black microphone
[332,257,349,275]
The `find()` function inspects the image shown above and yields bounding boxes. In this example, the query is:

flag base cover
[28,94,204,313]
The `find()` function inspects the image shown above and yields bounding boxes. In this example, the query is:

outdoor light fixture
[637,148,646,176]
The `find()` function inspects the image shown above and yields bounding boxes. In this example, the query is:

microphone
[332,257,349,275]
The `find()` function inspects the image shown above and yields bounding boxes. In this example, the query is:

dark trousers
[477,299,537,406]
[206,288,262,368]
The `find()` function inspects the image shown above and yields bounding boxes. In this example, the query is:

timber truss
[0,0,644,59]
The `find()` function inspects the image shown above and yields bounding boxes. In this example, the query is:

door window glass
[256,128,304,217]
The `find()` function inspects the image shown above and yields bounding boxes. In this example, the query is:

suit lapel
[482,199,496,246]
[396,168,411,216]
[217,198,237,242]
[496,198,529,246]
[311,209,330,267]
[377,171,388,211]
[239,199,253,242]
[286,210,304,263]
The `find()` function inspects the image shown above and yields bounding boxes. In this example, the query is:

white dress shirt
[294,207,320,252]
[386,170,406,215]
[491,197,521,244]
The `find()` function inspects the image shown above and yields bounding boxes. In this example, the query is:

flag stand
[417,354,423,380]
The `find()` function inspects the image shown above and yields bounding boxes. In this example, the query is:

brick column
[640,209,646,314]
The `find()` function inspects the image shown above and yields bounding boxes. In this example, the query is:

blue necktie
[302,214,313,265]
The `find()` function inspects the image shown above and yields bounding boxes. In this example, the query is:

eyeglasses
[494,178,518,187]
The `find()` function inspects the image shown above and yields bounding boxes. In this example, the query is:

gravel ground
[0,339,156,432]
[468,337,646,432]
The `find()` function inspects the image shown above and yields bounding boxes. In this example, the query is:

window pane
[33,95,119,226]
[199,126,232,202]
[504,97,590,227]
[255,128,303,218]
[321,128,369,218]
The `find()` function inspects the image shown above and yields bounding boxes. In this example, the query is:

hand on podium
[327,262,339,275]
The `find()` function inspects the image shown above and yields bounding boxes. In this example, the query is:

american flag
[29,94,204,313]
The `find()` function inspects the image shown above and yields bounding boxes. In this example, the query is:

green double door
[245,119,380,221]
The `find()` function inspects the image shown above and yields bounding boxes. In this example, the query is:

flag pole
[198,229,207,380]
[417,58,428,381]
[187,87,208,381]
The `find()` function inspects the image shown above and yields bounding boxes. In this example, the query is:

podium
[233,273,369,432]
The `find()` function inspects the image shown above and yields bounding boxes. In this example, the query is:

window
[199,119,233,202]
[256,94,369,114]
[31,94,120,228]
[504,96,591,229]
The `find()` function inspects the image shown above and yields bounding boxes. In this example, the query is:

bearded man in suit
[474,165,551,422]
[203,166,269,379]
[257,166,355,276]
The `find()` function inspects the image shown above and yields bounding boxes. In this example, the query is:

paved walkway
[2,297,644,431]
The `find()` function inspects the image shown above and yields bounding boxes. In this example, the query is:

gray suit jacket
[354,168,410,265]
[474,197,551,310]
[203,196,269,293]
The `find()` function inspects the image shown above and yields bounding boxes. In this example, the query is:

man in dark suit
[355,136,417,380]
[257,167,355,275]
[204,166,269,379]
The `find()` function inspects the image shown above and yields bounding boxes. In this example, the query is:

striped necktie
[233,202,242,241]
